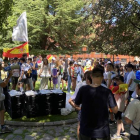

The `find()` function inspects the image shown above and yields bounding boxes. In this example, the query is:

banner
[3,42,29,58]
[12,12,28,42]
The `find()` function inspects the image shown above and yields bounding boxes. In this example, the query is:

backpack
[136,70,140,80]
[25,69,32,78]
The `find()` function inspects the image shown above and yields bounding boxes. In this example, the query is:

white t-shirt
[107,71,117,80]
[104,72,108,80]
[50,63,56,75]
[114,91,128,112]
[21,63,31,79]
[125,99,140,135]
[11,63,20,77]
[132,90,138,98]
[126,71,136,91]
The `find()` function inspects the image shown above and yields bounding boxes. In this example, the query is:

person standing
[72,62,77,91]
[39,58,51,90]
[49,57,56,89]
[111,76,128,139]
[106,63,118,125]
[126,63,136,101]
[125,79,140,140]
[11,57,20,90]
[75,67,118,140]
[26,58,33,90]
[63,58,68,90]
[57,60,63,89]
[77,62,82,84]
[31,56,38,89]
[67,61,73,93]
[69,71,92,140]
[0,63,13,133]
[52,60,59,89]
[18,58,29,92]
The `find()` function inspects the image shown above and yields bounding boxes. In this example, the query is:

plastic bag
[61,93,75,116]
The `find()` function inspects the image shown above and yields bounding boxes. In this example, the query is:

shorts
[78,110,81,122]
[0,101,5,111]
[115,111,122,120]
[63,72,68,81]
[20,78,28,84]
[32,75,37,81]
[11,77,19,85]
[130,134,139,140]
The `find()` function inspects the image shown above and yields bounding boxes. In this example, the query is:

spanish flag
[47,55,53,60]
[3,42,29,58]
[110,84,128,95]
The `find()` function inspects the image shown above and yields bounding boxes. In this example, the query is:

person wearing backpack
[124,79,140,140]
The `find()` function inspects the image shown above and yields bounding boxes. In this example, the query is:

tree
[0,0,87,55]
[82,0,140,56]
[0,0,13,29]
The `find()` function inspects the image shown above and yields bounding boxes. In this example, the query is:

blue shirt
[31,63,38,75]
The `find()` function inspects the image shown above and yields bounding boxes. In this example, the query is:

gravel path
[0,122,130,140]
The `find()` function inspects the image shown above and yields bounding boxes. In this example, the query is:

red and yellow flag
[47,55,53,60]
[110,84,128,95]
[3,42,29,58]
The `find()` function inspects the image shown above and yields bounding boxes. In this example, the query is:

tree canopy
[0,0,13,29]
[0,0,86,55]
[83,0,140,56]
[1,0,140,56]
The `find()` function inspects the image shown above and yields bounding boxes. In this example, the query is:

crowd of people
[0,53,140,140]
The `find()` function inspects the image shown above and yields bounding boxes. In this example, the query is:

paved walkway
[0,122,130,140]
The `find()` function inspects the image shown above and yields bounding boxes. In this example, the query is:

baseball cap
[134,79,140,84]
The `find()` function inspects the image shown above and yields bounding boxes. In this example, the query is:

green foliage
[1,0,140,56]
[83,0,140,55]
[0,0,86,55]
[0,0,13,29]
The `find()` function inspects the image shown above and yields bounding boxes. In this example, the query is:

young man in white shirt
[11,57,20,90]
[106,63,118,88]
[106,63,118,125]
[19,58,29,92]
[125,79,140,140]
[49,57,56,89]
[126,64,136,101]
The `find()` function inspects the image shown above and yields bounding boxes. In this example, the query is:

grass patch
[3,71,76,122]
[5,112,77,122]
